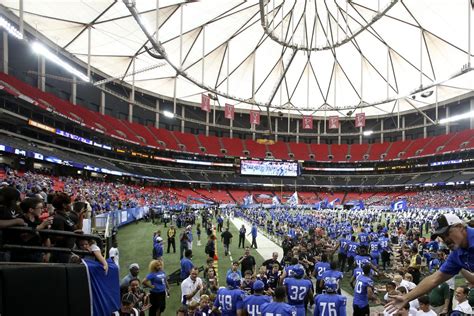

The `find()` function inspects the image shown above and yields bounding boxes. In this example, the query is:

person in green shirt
[468,280,474,308]
[429,280,450,315]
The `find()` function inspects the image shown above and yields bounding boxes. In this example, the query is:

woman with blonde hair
[142,260,169,316]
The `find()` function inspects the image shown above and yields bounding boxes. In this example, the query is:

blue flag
[83,258,120,316]
[391,199,407,211]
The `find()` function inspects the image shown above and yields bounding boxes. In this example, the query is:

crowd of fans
[0,167,473,316]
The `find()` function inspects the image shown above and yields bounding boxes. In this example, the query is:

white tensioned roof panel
[2,0,473,117]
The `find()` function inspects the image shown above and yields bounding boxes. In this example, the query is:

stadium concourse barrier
[0,228,119,316]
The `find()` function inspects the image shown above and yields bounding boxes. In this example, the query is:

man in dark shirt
[262,252,281,271]
[239,247,256,275]
[221,227,233,256]
[238,225,246,248]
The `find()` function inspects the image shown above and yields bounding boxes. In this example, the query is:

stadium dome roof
[2,0,473,118]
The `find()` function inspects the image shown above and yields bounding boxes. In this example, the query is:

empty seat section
[221,137,245,157]
[309,144,329,161]
[123,121,160,148]
[268,142,290,160]
[197,135,222,156]
[331,144,348,162]
[384,140,411,160]
[101,114,139,142]
[404,138,428,158]
[418,134,452,157]
[367,143,389,161]
[173,132,201,154]
[289,143,310,160]
[349,144,369,162]
[149,127,180,151]
[441,129,474,153]
[245,140,267,159]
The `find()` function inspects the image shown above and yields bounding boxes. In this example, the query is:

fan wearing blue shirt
[314,277,347,316]
[320,261,344,295]
[213,272,245,316]
[261,286,297,316]
[352,264,379,316]
[242,280,272,316]
[386,214,474,313]
[180,249,194,281]
[314,254,331,294]
[283,264,313,316]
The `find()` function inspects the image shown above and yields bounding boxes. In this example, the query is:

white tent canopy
[2,0,473,117]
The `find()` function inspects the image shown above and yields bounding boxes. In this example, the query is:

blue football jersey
[243,294,272,316]
[314,293,347,316]
[353,275,374,308]
[347,241,359,257]
[214,288,245,316]
[314,262,331,280]
[354,255,371,268]
[261,302,297,316]
[284,277,313,306]
[321,270,343,290]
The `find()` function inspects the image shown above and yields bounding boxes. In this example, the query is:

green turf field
[117,218,265,315]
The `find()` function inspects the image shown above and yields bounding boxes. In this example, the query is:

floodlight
[0,17,23,40]
[31,42,89,82]
[163,110,175,118]
[362,130,373,136]
[439,111,474,124]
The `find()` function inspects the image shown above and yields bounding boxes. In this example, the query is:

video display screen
[240,159,299,177]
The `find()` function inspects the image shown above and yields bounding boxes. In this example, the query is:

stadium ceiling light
[163,110,175,118]
[363,130,374,136]
[31,42,90,82]
[439,110,474,124]
[0,16,23,40]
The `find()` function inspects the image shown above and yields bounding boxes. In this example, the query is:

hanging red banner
[355,112,366,127]
[201,94,211,112]
[224,103,234,120]
[302,116,313,129]
[328,116,339,129]
[250,110,260,125]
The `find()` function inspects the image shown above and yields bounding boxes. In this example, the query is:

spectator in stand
[239,247,256,276]
[221,227,233,256]
[180,249,194,281]
[50,192,79,263]
[70,201,87,232]
[76,238,108,274]
[142,259,169,316]
[386,214,474,313]
[109,241,120,269]
[453,286,473,314]
[0,187,25,261]
[113,293,140,316]
[15,197,52,262]
[181,267,203,306]
[262,252,281,271]
[416,295,436,316]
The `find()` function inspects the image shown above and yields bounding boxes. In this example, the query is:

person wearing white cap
[121,263,140,289]
[386,213,474,313]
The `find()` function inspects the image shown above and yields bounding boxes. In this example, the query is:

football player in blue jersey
[283,264,313,316]
[335,234,350,272]
[242,280,271,316]
[369,237,381,266]
[354,247,372,269]
[346,236,359,272]
[314,254,330,294]
[352,264,380,316]
[314,276,347,316]
[213,272,245,316]
[320,261,343,295]
[261,286,297,316]
[379,233,392,270]
[358,229,369,247]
